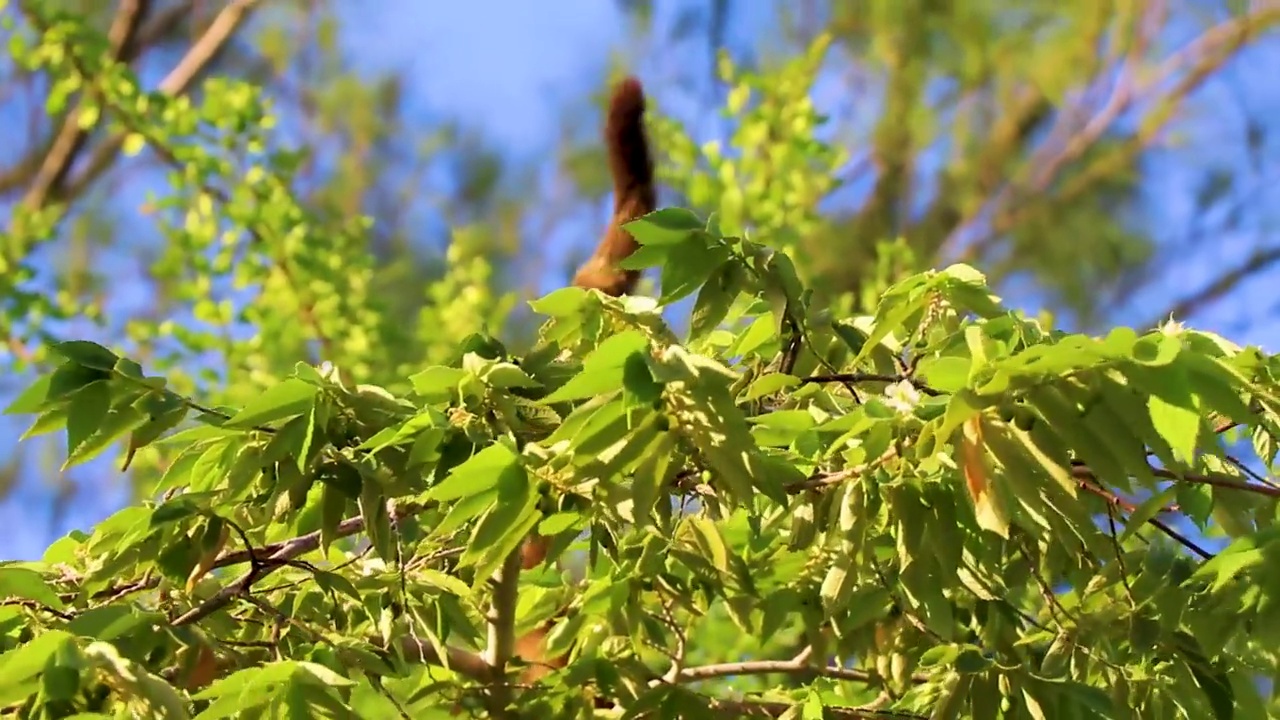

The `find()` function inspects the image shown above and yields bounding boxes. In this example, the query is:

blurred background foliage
[2,0,1279,557]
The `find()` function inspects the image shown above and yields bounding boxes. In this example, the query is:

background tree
[2,0,1280,548]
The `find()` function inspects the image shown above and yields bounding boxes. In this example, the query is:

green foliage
[651,36,846,262]
[2,3,517,479]
[7,204,1280,716]
[6,3,1280,719]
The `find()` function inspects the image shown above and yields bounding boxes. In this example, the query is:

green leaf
[0,630,75,686]
[730,315,779,359]
[742,373,799,402]
[126,393,189,455]
[683,516,729,573]
[359,478,395,563]
[1181,353,1254,425]
[658,237,731,305]
[64,381,112,459]
[854,273,937,365]
[954,646,992,673]
[687,262,740,341]
[462,464,538,576]
[624,208,703,245]
[21,404,68,440]
[618,242,672,271]
[50,340,118,371]
[261,414,312,467]
[66,404,147,470]
[3,374,53,415]
[632,431,676,527]
[930,673,972,720]
[223,379,317,429]
[1173,631,1234,720]
[434,484,499,535]
[192,661,299,699]
[528,286,588,316]
[1147,388,1200,464]
[1027,386,1127,488]
[423,442,517,502]
[0,567,64,611]
[319,483,347,555]
[295,660,355,687]
[46,363,109,404]
[542,330,648,404]
[917,356,972,394]
[150,495,210,527]
[408,366,467,401]
[477,360,540,390]
[1132,333,1182,366]
[1190,538,1266,592]
[66,605,153,641]
[1120,486,1178,543]
[819,555,856,615]
[622,352,663,408]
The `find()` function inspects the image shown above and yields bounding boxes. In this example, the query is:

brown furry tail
[511,77,656,685]
[570,76,656,296]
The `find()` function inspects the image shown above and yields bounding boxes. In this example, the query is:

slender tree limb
[19,0,152,211]
[157,0,260,96]
[1023,0,1167,196]
[0,2,190,194]
[1076,476,1213,560]
[482,550,523,717]
[396,636,494,683]
[1145,244,1280,328]
[1149,464,1280,498]
[212,500,425,569]
[801,372,940,396]
[705,698,920,719]
[946,5,1280,262]
[675,658,882,684]
[660,651,929,718]
[55,0,260,204]
[912,88,1050,258]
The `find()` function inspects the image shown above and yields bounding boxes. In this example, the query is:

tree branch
[0,2,189,194]
[55,0,260,203]
[1145,244,1280,328]
[396,635,494,684]
[19,0,152,211]
[1076,475,1212,560]
[482,550,523,717]
[946,5,1280,262]
[675,658,883,684]
[705,698,918,719]
[212,500,425,569]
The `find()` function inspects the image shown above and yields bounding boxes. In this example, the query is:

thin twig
[1075,474,1213,560]
[801,372,940,396]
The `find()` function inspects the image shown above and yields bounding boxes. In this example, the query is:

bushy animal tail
[514,77,659,685]
[571,76,656,296]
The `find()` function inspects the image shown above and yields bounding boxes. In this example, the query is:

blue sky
[1,1,1278,559]
[335,0,626,152]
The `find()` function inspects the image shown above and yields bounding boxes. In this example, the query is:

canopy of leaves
[8,209,1280,718]
[4,4,1280,720]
